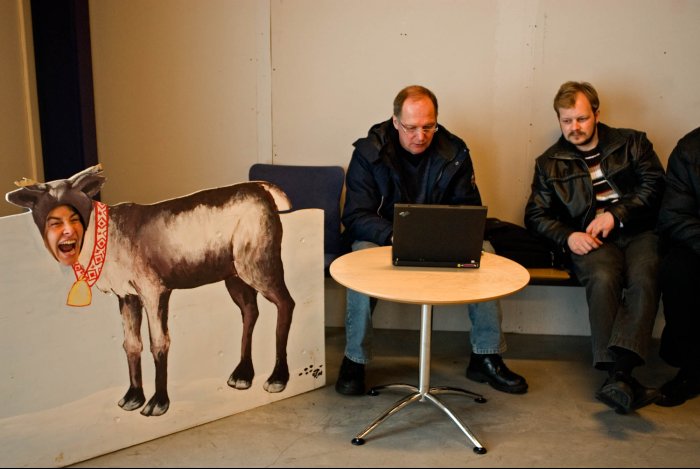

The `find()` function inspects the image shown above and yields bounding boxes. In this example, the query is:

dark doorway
[31,0,98,182]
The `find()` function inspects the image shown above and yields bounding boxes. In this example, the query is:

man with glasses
[336,85,528,396]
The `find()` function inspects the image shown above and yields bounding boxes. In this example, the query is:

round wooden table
[330,246,530,454]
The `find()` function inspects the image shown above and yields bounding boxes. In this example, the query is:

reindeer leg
[224,276,259,390]
[230,202,294,393]
[118,294,146,411]
[140,290,172,416]
[260,282,295,393]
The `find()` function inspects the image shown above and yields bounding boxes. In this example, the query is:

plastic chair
[249,163,348,275]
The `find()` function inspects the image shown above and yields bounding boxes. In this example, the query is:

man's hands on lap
[567,212,615,255]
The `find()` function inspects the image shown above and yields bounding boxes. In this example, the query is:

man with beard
[524,81,665,414]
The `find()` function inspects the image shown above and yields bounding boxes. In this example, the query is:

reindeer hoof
[263,380,287,393]
[140,396,169,417]
[228,378,252,390]
[119,399,144,411]
[118,387,146,411]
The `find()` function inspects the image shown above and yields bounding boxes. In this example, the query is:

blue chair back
[249,163,347,274]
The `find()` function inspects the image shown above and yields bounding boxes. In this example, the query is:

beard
[567,125,597,148]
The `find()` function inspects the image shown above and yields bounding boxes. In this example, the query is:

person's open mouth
[58,239,78,258]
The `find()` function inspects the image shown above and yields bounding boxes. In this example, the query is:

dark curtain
[31,0,98,182]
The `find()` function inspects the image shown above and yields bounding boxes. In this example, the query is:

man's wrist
[606,210,623,228]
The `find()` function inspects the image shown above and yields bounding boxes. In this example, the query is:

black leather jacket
[525,123,665,248]
[342,119,481,246]
[657,126,700,255]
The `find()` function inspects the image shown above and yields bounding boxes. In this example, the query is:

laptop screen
[391,204,487,268]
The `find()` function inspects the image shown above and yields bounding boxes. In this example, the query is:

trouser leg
[572,231,660,366]
[343,240,379,364]
[609,231,660,362]
[659,245,700,368]
[468,240,506,354]
[468,300,506,354]
[571,241,624,366]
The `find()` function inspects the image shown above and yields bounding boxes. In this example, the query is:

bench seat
[526,267,580,286]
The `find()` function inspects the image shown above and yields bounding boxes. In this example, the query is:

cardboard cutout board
[1,169,325,467]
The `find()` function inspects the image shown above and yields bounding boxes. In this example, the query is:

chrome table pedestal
[350,304,488,455]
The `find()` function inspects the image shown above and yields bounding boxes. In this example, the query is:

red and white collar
[67,201,109,307]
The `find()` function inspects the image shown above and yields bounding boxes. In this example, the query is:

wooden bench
[526,267,581,286]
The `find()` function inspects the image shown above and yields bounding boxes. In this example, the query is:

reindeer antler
[14,177,38,187]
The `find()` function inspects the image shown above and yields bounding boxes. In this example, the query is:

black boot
[596,371,660,414]
[596,372,634,414]
[657,368,700,407]
[466,353,528,394]
[335,356,366,396]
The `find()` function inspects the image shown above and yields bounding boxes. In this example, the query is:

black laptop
[392,204,488,268]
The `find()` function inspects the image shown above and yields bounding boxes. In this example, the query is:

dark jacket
[657,126,700,255]
[524,123,665,248]
[342,119,481,246]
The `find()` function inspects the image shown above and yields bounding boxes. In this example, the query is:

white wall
[270,0,700,224]
[4,0,700,218]
[83,0,700,217]
[88,0,271,204]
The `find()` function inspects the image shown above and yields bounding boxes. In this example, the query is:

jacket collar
[550,123,622,159]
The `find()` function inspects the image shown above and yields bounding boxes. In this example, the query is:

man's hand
[586,211,615,239]
[567,231,603,255]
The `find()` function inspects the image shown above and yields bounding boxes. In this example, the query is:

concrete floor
[70,327,700,468]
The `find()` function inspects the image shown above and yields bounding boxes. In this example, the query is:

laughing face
[43,204,85,266]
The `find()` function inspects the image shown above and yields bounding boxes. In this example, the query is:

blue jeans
[570,230,660,367]
[343,240,506,364]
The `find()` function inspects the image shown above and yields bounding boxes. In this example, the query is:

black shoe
[335,356,365,395]
[657,370,700,407]
[596,372,633,414]
[628,375,662,411]
[466,354,528,394]
[596,372,660,414]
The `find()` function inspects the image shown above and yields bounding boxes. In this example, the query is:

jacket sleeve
[341,148,393,246]
[524,159,576,247]
[657,142,700,255]
[604,132,666,229]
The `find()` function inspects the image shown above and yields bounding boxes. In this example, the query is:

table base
[351,384,488,454]
[350,304,489,455]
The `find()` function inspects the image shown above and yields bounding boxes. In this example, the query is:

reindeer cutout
[6,165,296,416]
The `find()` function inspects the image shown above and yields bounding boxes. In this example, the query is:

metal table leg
[351,304,488,454]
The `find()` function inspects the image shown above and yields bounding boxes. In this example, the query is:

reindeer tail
[258,182,292,212]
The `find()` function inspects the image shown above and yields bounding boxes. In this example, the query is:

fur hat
[5,165,106,234]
